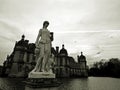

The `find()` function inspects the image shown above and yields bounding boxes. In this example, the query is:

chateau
[54,45,88,77]
[2,35,88,78]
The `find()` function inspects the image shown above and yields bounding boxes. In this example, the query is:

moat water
[0,77,120,90]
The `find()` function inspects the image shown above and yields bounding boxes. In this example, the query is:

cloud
[0,19,23,64]
[0,0,120,65]
[0,19,23,41]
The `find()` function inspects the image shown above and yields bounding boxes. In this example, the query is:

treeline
[89,58,120,78]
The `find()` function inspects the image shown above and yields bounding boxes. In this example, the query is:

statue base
[28,71,55,78]
[26,71,61,88]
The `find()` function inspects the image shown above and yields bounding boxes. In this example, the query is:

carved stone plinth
[26,71,61,88]
[26,78,61,88]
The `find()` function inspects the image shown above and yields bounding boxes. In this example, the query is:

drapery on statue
[32,21,54,73]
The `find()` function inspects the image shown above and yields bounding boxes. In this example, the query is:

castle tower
[78,52,86,66]
[78,52,87,77]
[9,35,28,77]
[55,44,70,77]
[56,46,59,55]
[78,52,85,61]
[59,44,68,56]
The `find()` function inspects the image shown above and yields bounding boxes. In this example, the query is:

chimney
[77,55,79,63]
[56,46,59,54]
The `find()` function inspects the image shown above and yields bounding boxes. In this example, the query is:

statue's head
[43,21,49,28]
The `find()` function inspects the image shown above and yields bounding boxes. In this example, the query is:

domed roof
[16,35,29,47]
[22,34,25,40]
[79,52,86,59]
[78,52,86,62]
[59,44,68,56]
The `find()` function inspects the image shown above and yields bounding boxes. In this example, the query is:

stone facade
[3,35,36,77]
[2,35,88,78]
[54,45,88,78]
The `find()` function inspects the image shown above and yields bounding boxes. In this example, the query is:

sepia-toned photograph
[0,0,120,90]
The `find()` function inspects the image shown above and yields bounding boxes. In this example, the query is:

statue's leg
[34,44,44,72]
[40,44,46,72]
[42,43,51,72]
[42,54,48,72]
[44,52,50,72]
[34,57,43,72]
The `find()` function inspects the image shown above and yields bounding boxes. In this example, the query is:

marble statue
[32,21,54,73]
[27,21,60,88]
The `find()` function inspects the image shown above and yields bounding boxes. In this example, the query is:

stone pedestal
[28,71,55,78]
[26,71,61,88]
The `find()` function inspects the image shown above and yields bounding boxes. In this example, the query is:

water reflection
[0,78,25,90]
[25,78,89,90]
[88,77,120,90]
[0,77,120,90]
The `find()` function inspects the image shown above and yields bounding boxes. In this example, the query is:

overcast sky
[0,0,120,65]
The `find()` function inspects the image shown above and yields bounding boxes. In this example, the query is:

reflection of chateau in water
[2,35,88,78]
